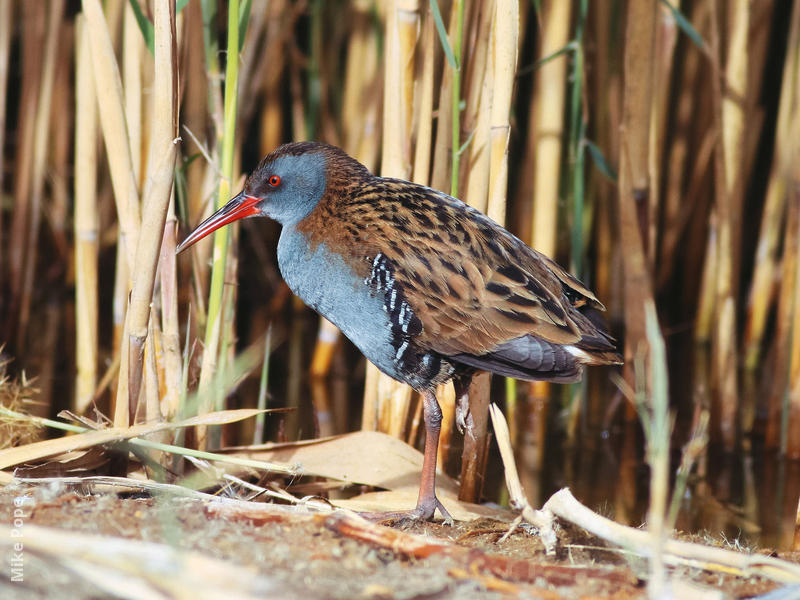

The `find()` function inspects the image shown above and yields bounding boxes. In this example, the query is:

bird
[177,141,622,524]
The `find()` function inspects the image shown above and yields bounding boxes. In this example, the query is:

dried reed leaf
[0,408,273,471]
[226,430,459,494]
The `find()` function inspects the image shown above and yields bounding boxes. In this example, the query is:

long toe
[358,495,454,527]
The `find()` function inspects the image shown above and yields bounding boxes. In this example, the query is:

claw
[456,395,471,435]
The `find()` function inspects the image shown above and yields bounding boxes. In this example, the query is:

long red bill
[176,192,261,254]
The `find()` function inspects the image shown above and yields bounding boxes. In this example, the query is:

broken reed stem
[74,16,99,413]
[543,488,800,584]
[640,301,670,599]
[197,0,242,448]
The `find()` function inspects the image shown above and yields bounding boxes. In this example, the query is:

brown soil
[0,483,785,599]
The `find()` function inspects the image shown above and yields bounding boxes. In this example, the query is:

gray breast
[276,226,402,379]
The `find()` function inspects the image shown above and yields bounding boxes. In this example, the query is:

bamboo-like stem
[412,6,434,186]
[83,0,144,426]
[530,0,571,257]
[74,17,100,413]
[125,0,178,424]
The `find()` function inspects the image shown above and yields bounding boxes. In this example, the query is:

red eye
[269,175,281,187]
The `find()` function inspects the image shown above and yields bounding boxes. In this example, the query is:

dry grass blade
[0,408,287,472]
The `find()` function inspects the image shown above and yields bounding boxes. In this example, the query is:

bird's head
[177,141,362,253]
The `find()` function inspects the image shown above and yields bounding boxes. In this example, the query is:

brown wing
[296,171,615,362]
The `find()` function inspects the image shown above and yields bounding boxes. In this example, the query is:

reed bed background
[0,0,799,550]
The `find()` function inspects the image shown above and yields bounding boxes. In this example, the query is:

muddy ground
[0,483,788,599]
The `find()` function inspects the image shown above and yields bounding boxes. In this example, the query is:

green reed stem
[450,0,464,197]
[199,0,242,416]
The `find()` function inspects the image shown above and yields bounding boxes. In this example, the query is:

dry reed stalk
[789,193,800,458]
[125,0,178,423]
[7,2,43,344]
[17,0,65,350]
[430,1,458,194]
[458,371,490,502]
[721,0,749,202]
[123,1,144,188]
[486,0,517,241]
[180,0,213,313]
[744,0,800,371]
[74,17,100,414]
[521,0,573,467]
[461,3,492,214]
[312,3,379,407]
[453,1,494,499]
[159,193,182,419]
[412,6,434,185]
[48,30,74,259]
[647,3,678,265]
[83,0,141,268]
[367,0,420,439]
[708,0,740,450]
[458,0,517,505]
[618,0,657,389]
[252,0,289,156]
[785,61,800,456]
[104,0,124,48]
[144,315,161,423]
[530,0,571,258]
[0,0,11,287]
[767,185,800,451]
[657,2,708,289]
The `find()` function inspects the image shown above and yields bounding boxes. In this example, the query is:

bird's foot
[360,496,454,527]
[456,395,472,435]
